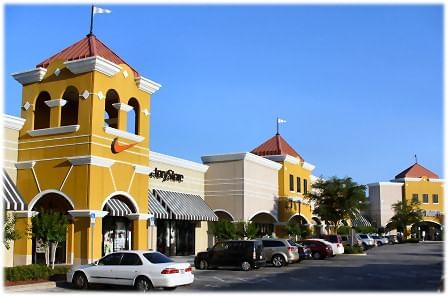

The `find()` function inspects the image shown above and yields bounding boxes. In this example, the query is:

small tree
[285,221,311,240]
[29,211,68,269]
[212,220,237,241]
[305,176,368,234]
[245,222,259,239]
[3,213,21,250]
[388,200,423,239]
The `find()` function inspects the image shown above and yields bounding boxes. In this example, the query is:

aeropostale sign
[149,168,184,183]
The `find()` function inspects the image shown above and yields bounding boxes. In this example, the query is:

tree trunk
[45,245,50,267]
[50,241,58,269]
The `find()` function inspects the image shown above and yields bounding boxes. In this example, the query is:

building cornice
[3,114,26,131]
[112,103,133,112]
[135,76,161,94]
[368,182,404,187]
[67,155,115,168]
[15,161,36,169]
[64,56,122,77]
[392,177,444,183]
[11,67,47,85]
[151,151,209,173]
[201,152,282,171]
[134,165,153,175]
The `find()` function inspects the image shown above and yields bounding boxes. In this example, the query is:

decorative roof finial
[414,154,418,164]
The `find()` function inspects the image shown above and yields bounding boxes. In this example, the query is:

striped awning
[105,198,133,216]
[2,169,26,211]
[351,211,372,227]
[154,189,218,221]
[148,191,169,219]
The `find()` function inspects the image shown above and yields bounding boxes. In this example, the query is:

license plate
[180,270,185,274]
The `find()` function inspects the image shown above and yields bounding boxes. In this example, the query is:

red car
[297,239,333,260]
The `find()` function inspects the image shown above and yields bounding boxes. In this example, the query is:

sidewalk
[4,281,59,292]
[171,255,195,264]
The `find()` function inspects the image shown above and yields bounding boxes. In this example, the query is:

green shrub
[4,264,70,282]
[401,238,419,243]
[343,244,364,254]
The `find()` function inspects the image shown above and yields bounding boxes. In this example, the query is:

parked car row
[194,237,346,272]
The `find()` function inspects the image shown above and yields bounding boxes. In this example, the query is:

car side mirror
[93,260,99,265]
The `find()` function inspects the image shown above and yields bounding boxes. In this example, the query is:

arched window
[61,86,79,126]
[34,92,51,130]
[104,90,119,129]
[127,98,140,135]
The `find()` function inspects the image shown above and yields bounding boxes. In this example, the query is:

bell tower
[12,33,160,265]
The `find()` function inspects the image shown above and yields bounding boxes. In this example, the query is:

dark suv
[195,240,265,271]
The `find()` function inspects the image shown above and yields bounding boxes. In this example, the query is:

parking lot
[35,241,443,292]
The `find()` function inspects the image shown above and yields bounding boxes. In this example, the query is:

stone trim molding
[11,67,47,85]
[27,125,80,137]
[64,56,122,77]
[67,155,115,168]
[104,127,144,143]
[44,99,67,108]
[135,76,161,94]
[152,151,209,173]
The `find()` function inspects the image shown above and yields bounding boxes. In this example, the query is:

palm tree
[388,200,423,239]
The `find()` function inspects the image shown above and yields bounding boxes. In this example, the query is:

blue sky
[3,4,444,185]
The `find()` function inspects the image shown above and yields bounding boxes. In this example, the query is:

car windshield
[143,252,174,264]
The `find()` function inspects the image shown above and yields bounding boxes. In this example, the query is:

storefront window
[102,217,131,256]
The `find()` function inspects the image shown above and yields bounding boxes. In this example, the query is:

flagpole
[276,117,279,135]
[89,5,94,35]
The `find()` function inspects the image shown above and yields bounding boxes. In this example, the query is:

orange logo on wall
[111,138,137,153]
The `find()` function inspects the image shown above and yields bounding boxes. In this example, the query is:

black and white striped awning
[148,191,169,219]
[2,169,26,211]
[154,189,218,221]
[351,212,372,227]
[105,198,133,216]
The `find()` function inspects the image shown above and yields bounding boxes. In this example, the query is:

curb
[4,281,60,292]
[342,253,367,256]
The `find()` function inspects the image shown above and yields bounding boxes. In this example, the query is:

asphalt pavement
[6,241,443,292]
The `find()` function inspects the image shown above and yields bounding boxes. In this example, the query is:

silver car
[260,238,300,267]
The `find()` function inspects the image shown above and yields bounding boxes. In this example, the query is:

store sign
[424,210,441,217]
[149,168,184,183]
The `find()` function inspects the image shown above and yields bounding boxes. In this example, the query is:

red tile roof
[251,134,304,161]
[36,34,139,77]
[395,163,439,179]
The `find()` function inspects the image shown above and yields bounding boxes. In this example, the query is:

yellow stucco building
[394,162,444,240]
[11,33,160,265]
[250,133,321,236]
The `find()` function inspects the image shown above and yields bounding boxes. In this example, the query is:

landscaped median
[343,245,366,255]
[4,264,70,287]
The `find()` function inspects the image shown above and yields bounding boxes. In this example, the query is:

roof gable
[394,163,439,179]
[36,34,139,77]
[251,134,304,161]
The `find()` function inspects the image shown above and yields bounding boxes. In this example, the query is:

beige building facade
[201,152,282,237]
[148,151,217,256]
[2,114,26,267]
[367,182,403,229]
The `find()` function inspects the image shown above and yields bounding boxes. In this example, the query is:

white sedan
[67,251,194,291]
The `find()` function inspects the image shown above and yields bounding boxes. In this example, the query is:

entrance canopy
[2,169,26,211]
[153,189,218,221]
[148,191,169,219]
[105,198,133,216]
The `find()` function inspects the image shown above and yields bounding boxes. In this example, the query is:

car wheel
[312,252,322,260]
[241,261,252,271]
[377,242,383,246]
[199,259,208,270]
[72,272,88,290]
[272,255,286,267]
[135,276,153,292]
